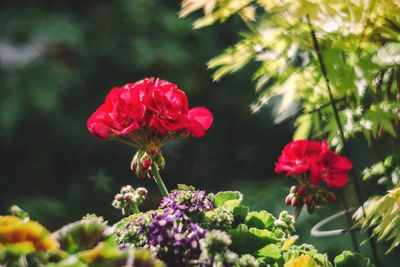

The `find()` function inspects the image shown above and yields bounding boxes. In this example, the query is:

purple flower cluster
[158,190,214,215]
[149,209,207,266]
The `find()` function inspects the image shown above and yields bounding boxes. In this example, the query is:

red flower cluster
[275,140,352,188]
[87,78,213,140]
[275,140,352,213]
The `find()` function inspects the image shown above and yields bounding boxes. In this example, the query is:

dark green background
[0,0,397,264]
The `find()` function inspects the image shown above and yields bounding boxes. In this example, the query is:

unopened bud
[115,194,124,201]
[140,154,152,171]
[296,185,307,196]
[291,196,299,207]
[131,153,139,171]
[290,186,297,194]
[156,154,165,170]
[136,187,148,196]
[304,195,313,206]
[148,143,158,157]
[124,193,132,202]
[112,200,121,208]
[285,194,294,205]
[121,185,134,194]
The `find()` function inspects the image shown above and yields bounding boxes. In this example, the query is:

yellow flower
[284,254,318,267]
[282,235,298,250]
[0,216,58,254]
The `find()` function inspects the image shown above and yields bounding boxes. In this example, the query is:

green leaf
[256,243,281,259]
[232,205,249,225]
[293,114,312,140]
[334,250,375,267]
[245,211,275,230]
[213,191,243,208]
[230,224,279,254]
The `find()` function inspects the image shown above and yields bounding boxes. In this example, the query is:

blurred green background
[0,0,397,264]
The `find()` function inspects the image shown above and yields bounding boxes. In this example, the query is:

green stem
[130,203,140,214]
[151,161,169,197]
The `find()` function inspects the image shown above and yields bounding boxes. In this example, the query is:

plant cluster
[1,77,377,266]
[179,0,399,258]
[112,185,375,267]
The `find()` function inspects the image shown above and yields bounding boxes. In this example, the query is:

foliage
[180,0,399,146]
[180,0,400,252]
[112,186,374,266]
[334,250,375,267]
[362,155,399,187]
[354,186,400,253]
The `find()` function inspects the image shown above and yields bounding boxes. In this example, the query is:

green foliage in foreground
[1,190,376,266]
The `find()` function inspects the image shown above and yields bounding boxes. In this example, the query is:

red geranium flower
[87,78,213,140]
[87,87,146,139]
[145,79,190,134]
[310,150,352,188]
[275,140,328,176]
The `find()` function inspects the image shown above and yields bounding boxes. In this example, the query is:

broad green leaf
[230,224,279,254]
[245,211,275,230]
[232,205,249,225]
[256,243,281,259]
[334,250,375,267]
[213,191,243,207]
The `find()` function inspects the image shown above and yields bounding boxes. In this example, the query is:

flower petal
[188,107,213,130]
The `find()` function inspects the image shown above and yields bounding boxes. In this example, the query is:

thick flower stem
[151,161,169,197]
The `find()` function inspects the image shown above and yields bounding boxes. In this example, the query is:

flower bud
[285,194,294,205]
[112,199,121,208]
[121,185,134,194]
[290,186,297,193]
[136,187,148,196]
[156,153,166,170]
[115,194,124,201]
[296,185,307,196]
[148,143,158,157]
[131,153,139,171]
[291,196,299,207]
[304,195,313,206]
[124,193,133,202]
[140,153,152,171]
